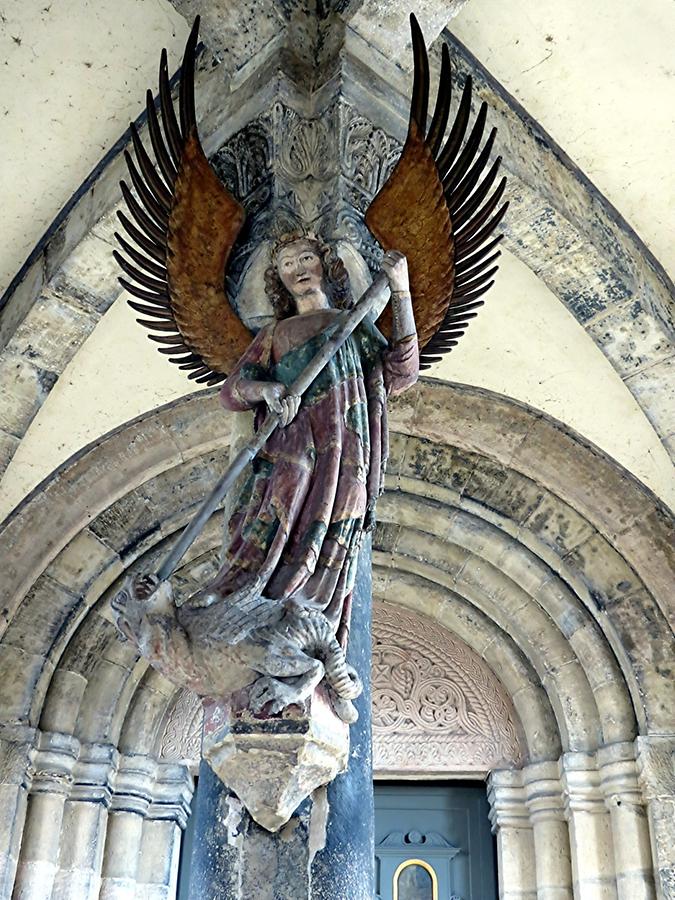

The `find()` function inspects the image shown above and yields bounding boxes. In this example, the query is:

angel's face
[276,240,325,301]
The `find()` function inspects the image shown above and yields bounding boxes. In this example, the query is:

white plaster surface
[451,0,675,280]
[1,248,673,521]
[0,0,189,295]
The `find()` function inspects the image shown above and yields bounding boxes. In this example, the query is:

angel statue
[112,15,507,725]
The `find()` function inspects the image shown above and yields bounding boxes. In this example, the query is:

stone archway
[0,381,672,898]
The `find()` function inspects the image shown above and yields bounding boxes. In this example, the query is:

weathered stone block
[0,644,53,725]
[2,573,80,657]
[523,492,596,557]
[50,232,121,314]
[0,352,56,438]
[8,288,97,374]
[0,429,20,481]
[588,295,672,375]
[202,691,349,832]
[46,528,118,594]
[625,356,675,447]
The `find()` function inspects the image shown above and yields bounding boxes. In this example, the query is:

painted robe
[199,309,418,647]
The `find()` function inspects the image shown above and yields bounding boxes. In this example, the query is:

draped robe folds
[194,308,418,648]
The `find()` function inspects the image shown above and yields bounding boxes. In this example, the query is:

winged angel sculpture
[112,16,507,724]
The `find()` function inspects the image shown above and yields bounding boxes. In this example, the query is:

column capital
[30,730,79,796]
[559,751,604,816]
[0,727,36,789]
[522,760,565,823]
[110,754,158,817]
[69,741,119,804]
[487,769,529,832]
[635,735,675,802]
[147,762,194,829]
[597,741,642,808]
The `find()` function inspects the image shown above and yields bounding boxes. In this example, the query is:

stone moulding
[200,691,349,832]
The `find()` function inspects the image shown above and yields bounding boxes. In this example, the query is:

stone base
[201,689,349,832]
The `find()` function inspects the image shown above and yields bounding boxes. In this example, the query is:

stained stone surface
[201,692,350,833]
[185,540,374,899]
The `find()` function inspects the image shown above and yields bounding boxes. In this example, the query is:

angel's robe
[200,309,418,647]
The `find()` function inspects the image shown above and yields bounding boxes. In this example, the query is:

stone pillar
[186,537,374,900]
[561,752,617,900]
[12,733,78,900]
[136,763,193,900]
[522,761,572,900]
[98,809,145,899]
[488,770,536,900]
[51,743,116,900]
[636,736,675,900]
[136,819,183,900]
[599,741,655,900]
[0,730,34,900]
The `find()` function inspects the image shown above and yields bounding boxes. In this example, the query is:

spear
[156,271,390,582]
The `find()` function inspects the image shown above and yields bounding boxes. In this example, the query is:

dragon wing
[365,14,508,369]
[114,17,252,386]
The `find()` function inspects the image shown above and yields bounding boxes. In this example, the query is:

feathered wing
[113,17,251,385]
[365,14,508,369]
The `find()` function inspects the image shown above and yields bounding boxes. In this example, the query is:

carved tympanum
[372,601,524,774]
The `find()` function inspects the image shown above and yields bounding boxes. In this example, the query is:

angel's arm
[220,325,275,412]
[220,325,300,425]
[381,252,419,396]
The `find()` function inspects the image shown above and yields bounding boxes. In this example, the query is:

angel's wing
[365,14,508,369]
[113,17,252,385]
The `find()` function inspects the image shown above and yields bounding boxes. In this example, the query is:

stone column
[136,819,183,900]
[561,751,617,900]
[636,736,675,900]
[488,769,537,900]
[136,763,193,900]
[186,537,374,900]
[98,809,145,899]
[522,761,572,900]
[599,741,655,900]
[0,730,34,900]
[51,742,116,900]
[12,732,78,900]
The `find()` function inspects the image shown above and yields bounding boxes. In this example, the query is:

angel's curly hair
[264,231,352,319]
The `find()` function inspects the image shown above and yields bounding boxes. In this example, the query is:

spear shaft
[156,272,389,582]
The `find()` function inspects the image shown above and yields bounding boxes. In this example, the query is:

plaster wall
[452,0,675,280]
[0,0,189,295]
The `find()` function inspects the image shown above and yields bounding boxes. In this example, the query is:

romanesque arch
[0,381,671,897]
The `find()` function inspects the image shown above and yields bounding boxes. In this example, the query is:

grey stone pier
[184,539,374,899]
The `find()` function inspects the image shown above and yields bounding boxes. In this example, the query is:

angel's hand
[261,383,301,426]
[382,250,410,293]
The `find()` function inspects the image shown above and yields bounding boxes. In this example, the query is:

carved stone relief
[210,99,400,288]
[159,688,203,764]
[372,602,524,774]
[159,601,524,775]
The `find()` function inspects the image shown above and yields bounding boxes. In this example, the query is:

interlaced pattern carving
[372,602,523,773]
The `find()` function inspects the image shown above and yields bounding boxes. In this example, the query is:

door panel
[374,783,497,900]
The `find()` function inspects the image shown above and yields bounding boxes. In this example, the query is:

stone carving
[111,14,507,829]
[211,99,398,284]
[159,602,524,775]
[159,689,203,763]
[372,602,523,773]
[114,574,364,722]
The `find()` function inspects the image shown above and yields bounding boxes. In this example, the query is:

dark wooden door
[374,783,497,900]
